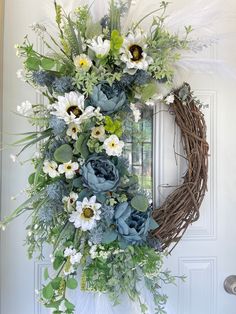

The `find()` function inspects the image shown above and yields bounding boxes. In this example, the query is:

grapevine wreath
[1,1,209,313]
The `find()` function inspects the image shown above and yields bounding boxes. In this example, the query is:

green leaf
[53,256,65,271]
[25,56,41,71]
[141,82,158,102]
[28,173,35,185]
[64,299,75,311]
[131,194,149,212]
[75,134,89,159]
[42,283,54,300]
[66,278,78,290]
[73,177,83,188]
[51,277,63,290]
[41,57,56,70]
[44,267,49,281]
[54,144,73,163]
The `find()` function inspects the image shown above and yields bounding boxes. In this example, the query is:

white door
[1,1,236,314]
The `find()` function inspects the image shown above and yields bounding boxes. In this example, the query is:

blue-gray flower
[114,202,154,244]
[81,155,120,193]
[90,83,126,114]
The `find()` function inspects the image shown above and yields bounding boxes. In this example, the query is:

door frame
[0,0,4,312]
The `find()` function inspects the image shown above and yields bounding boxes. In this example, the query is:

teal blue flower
[90,83,126,114]
[115,202,151,244]
[81,155,120,193]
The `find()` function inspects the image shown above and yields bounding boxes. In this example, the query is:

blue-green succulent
[81,155,120,193]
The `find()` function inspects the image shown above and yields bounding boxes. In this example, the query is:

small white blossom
[64,246,82,265]
[103,135,124,157]
[74,54,92,72]
[165,94,175,105]
[10,154,17,163]
[130,103,141,122]
[17,100,33,116]
[91,125,105,141]
[58,161,79,179]
[88,36,111,57]
[16,69,25,81]
[43,160,59,178]
[89,245,98,259]
[63,192,78,211]
[66,123,81,140]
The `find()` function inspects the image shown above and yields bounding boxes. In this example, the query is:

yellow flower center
[79,59,89,67]
[82,207,94,219]
[129,45,143,62]
[66,165,72,170]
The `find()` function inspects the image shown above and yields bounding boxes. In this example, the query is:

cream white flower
[10,154,17,163]
[120,30,153,74]
[91,125,105,141]
[64,246,82,265]
[63,192,79,211]
[43,160,59,178]
[66,123,81,140]
[165,94,175,105]
[89,245,98,259]
[69,196,102,231]
[51,91,96,125]
[58,161,79,179]
[130,103,141,122]
[74,54,92,72]
[89,36,110,57]
[16,69,25,81]
[17,100,33,116]
[103,135,124,157]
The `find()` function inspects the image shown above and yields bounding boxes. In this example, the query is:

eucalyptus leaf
[54,144,73,163]
[42,283,54,300]
[131,195,149,212]
[66,278,78,290]
[102,230,118,244]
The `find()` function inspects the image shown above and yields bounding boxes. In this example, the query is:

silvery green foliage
[32,70,55,87]
[38,201,63,223]
[89,227,104,244]
[90,83,126,114]
[81,155,120,193]
[120,70,151,87]
[114,202,152,244]
[101,204,115,224]
[46,181,68,201]
[49,115,67,137]
[52,76,74,94]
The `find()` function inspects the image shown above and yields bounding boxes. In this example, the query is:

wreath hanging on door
[1,1,209,313]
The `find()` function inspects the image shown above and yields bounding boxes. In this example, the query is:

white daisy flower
[88,36,111,58]
[51,91,96,125]
[120,29,153,75]
[63,192,78,211]
[17,100,33,116]
[66,123,81,140]
[58,161,79,179]
[43,160,59,178]
[91,125,105,141]
[130,103,141,122]
[103,135,124,157]
[165,94,175,105]
[74,54,92,72]
[69,196,102,231]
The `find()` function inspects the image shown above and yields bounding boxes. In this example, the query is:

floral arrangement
[0,1,210,313]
